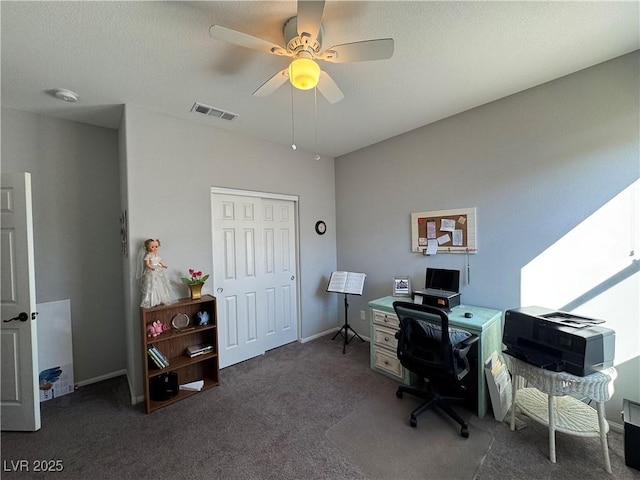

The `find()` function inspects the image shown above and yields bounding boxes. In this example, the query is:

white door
[212,190,298,368]
[1,172,40,431]
[261,198,298,351]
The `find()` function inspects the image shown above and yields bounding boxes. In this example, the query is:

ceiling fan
[209,0,394,104]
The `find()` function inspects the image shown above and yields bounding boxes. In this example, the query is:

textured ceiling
[1,1,638,158]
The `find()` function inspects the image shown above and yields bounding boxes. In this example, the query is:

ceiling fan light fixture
[288,58,320,90]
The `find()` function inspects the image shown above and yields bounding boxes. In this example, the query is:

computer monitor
[425,268,460,293]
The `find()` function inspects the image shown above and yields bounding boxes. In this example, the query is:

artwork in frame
[393,276,411,297]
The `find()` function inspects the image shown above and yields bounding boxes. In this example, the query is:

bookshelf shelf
[147,323,216,345]
[141,295,219,413]
[146,352,218,378]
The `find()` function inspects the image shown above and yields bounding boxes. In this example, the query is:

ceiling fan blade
[319,38,394,63]
[253,68,289,97]
[317,71,344,104]
[296,0,325,42]
[209,25,288,56]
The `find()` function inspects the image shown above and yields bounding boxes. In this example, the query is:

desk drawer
[372,345,403,379]
[373,324,398,350]
[372,309,399,329]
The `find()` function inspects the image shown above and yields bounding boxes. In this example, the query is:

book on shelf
[326,271,366,295]
[152,345,170,366]
[147,347,165,369]
[179,380,204,392]
[186,344,213,358]
[147,352,162,369]
[148,345,169,368]
[151,346,169,368]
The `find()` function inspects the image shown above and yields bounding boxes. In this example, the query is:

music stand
[331,293,365,354]
[327,271,366,354]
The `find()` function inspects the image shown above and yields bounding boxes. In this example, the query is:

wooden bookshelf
[140,295,219,413]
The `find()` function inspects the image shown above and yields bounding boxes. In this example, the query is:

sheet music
[327,271,366,295]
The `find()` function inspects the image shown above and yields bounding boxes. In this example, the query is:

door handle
[217,287,223,293]
[3,312,29,323]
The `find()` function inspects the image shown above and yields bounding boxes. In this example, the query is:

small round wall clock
[315,220,327,235]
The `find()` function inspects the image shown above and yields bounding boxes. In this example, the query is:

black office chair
[392,301,479,438]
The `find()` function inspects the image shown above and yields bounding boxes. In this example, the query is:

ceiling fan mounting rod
[295,50,314,61]
[284,16,323,58]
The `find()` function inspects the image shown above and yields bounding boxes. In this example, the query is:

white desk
[506,354,617,473]
[368,296,502,418]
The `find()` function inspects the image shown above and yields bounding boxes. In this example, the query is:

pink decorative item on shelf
[181,269,210,286]
[146,320,168,338]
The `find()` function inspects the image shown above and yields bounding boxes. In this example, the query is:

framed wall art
[393,276,412,297]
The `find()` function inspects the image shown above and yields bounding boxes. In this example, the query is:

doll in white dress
[138,239,176,308]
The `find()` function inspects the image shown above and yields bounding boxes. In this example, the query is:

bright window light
[521,180,639,365]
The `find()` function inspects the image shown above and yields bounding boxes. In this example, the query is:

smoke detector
[53,89,78,102]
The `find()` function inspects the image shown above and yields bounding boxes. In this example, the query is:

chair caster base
[410,415,417,428]
[460,426,469,438]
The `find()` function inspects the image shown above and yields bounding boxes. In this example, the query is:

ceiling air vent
[191,102,238,121]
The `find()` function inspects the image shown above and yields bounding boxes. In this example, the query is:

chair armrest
[453,334,478,361]
[460,334,479,348]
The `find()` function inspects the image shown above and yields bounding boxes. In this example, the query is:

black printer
[413,288,460,311]
[412,267,461,311]
[503,306,615,376]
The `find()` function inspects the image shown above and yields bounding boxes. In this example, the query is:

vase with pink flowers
[181,269,209,300]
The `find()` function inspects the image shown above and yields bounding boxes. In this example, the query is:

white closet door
[212,191,298,368]
[261,198,298,351]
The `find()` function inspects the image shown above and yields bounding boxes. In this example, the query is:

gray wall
[121,105,339,402]
[0,103,341,404]
[3,52,637,424]
[334,52,640,423]
[1,108,126,384]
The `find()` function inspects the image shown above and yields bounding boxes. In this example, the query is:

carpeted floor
[326,392,492,479]
[1,334,639,480]
[477,414,639,480]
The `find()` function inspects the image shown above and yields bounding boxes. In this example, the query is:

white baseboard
[300,327,340,343]
[74,369,127,388]
[73,369,143,405]
[125,374,144,405]
[609,421,623,433]
[300,327,371,343]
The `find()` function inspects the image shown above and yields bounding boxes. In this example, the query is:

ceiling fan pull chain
[290,85,296,150]
[314,87,320,160]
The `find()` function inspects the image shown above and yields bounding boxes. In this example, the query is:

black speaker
[150,372,178,401]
